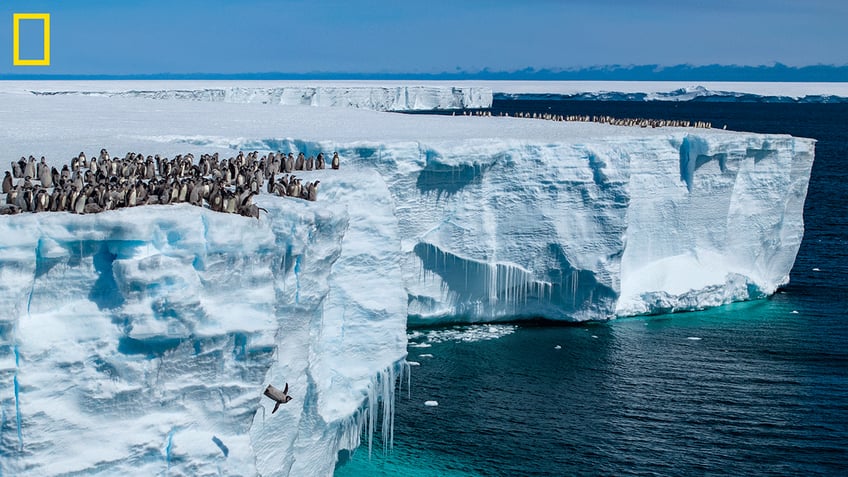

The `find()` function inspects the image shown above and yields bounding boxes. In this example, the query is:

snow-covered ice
[0,82,815,475]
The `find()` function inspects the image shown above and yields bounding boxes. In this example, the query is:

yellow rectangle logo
[13,13,51,66]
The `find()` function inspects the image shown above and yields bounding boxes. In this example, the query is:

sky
[0,0,845,76]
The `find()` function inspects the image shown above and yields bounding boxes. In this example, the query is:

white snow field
[0,82,814,475]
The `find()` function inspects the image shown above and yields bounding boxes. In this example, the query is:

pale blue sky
[1,0,845,75]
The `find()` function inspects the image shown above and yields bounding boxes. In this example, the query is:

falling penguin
[264,383,293,413]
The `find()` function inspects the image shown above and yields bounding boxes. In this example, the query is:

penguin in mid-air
[264,383,293,414]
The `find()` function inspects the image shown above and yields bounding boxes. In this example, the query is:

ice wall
[234,130,814,324]
[0,171,407,476]
[30,85,493,111]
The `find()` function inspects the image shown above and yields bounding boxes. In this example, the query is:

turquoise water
[337,297,848,476]
[337,101,848,476]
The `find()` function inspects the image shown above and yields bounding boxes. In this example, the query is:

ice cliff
[29,84,492,112]
[0,172,408,476]
[306,131,813,323]
[0,88,815,476]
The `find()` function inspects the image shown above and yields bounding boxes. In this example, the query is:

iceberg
[0,83,814,475]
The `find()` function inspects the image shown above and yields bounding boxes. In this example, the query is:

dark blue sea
[335,100,848,476]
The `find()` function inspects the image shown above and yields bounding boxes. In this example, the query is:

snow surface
[0,82,815,475]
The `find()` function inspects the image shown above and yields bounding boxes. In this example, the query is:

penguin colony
[455,110,715,129]
[1,150,341,217]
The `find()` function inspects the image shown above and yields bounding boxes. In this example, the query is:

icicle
[336,360,408,459]
[572,269,579,307]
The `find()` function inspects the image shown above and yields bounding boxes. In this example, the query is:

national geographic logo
[12,12,50,66]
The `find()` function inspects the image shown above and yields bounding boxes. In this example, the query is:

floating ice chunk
[411,325,517,344]
[407,361,421,366]
[812,268,821,271]
[686,337,702,340]
[408,343,432,348]
[591,335,598,339]
[554,345,562,350]
[424,401,439,407]
[791,310,799,314]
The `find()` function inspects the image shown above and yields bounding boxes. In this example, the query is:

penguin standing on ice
[307,180,319,201]
[2,172,12,194]
[331,152,340,170]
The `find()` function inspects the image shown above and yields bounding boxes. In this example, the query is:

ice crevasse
[0,117,814,474]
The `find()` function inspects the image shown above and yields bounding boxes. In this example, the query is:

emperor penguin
[74,190,87,214]
[331,152,340,170]
[21,187,33,212]
[285,153,294,173]
[189,181,202,206]
[34,189,49,212]
[24,157,36,179]
[39,162,53,188]
[225,192,237,214]
[11,160,23,179]
[263,383,293,413]
[307,180,319,201]
[37,157,48,181]
[2,172,12,194]
[50,189,61,211]
[6,185,18,206]
[305,156,314,171]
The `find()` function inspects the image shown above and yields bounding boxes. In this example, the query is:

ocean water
[335,101,848,476]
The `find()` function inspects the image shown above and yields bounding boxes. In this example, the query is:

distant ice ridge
[494,85,848,103]
[0,170,407,476]
[30,85,493,111]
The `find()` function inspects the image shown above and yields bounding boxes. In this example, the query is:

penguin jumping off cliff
[264,383,293,413]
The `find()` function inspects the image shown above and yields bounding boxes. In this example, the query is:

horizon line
[3,64,848,82]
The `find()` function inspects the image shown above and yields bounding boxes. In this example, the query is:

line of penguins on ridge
[457,110,719,129]
[1,149,341,217]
